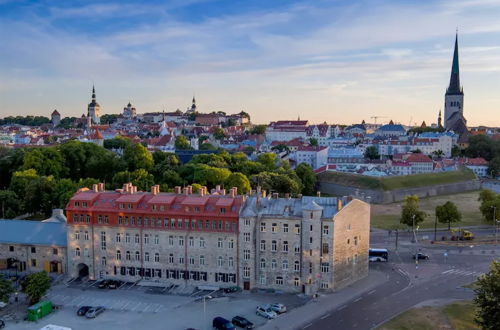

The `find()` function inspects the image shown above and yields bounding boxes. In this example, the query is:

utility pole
[492,206,497,246]
[395,229,399,251]
[434,215,438,242]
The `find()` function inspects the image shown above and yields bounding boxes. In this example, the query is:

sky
[1,0,500,126]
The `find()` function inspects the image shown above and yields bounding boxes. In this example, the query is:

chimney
[232,187,238,196]
[123,183,129,193]
[98,183,105,192]
[272,193,279,199]
[262,190,267,198]
[183,187,189,195]
[151,185,158,195]
[337,198,343,211]
[200,187,205,197]
[131,185,137,194]
[92,184,99,193]
[187,185,193,194]
[230,187,236,198]
[317,191,321,197]
[155,185,160,194]
[221,189,226,195]
[297,194,303,199]
[216,185,221,192]
[175,186,182,194]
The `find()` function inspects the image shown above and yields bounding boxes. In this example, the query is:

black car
[232,316,254,329]
[0,319,5,329]
[223,286,241,293]
[413,252,430,260]
[97,280,110,289]
[107,280,122,289]
[77,306,92,316]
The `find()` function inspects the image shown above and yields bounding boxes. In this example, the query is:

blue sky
[1,0,500,125]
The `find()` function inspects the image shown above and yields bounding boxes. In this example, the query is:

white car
[269,303,287,314]
[256,306,277,319]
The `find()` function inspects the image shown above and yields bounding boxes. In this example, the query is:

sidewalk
[258,270,387,330]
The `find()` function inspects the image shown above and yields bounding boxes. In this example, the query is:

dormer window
[82,202,87,207]
[128,203,133,209]
[74,202,80,207]
[160,205,165,211]
[152,205,157,211]
[220,208,226,214]
[194,207,200,212]
[120,203,124,209]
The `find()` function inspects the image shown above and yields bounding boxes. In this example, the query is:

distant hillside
[318,167,477,191]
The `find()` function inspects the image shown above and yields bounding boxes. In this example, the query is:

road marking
[354,297,362,302]
[154,304,163,313]
[337,305,347,311]
[320,313,331,320]
[121,301,131,311]
[442,269,454,274]
[367,290,376,295]
[302,323,313,329]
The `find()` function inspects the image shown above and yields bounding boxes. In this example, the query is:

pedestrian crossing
[441,269,483,277]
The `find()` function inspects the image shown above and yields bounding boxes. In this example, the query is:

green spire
[447,32,462,95]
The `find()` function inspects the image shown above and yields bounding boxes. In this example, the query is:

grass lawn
[378,301,479,330]
[371,190,486,230]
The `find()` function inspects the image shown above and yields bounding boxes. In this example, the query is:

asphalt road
[304,246,496,330]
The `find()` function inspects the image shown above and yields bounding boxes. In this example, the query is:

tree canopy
[400,195,427,228]
[474,260,500,329]
[23,271,51,304]
[435,201,462,229]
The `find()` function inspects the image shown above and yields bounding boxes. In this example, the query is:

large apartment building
[65,183,369,294]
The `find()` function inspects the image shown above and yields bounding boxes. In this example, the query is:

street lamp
[491,206,497,246]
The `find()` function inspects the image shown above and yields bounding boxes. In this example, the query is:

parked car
[232,316,254,329]
[256,306,277,319]
[0,319,5,329]
[223,286,241,293]
[85,306,105,318]
[97,280,110,289]
[77,305,92,316]
[269,303,287,314]
[212,316,236,330]
[413,252,430,260]
[107,280,122,289]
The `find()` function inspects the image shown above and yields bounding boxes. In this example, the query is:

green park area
[371,190,484,230]
[318,167,476,191]
[378,301,479,330]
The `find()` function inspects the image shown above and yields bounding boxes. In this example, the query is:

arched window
[126,251,131,260]
[154,253,160,263]
[260,258,266,270]
[282,260,288,270]
[101,256,106,266]
[75,247,80,257]
[271,240,277,251]
[144,252,150,262]
[217,256,224,267]
[116,250,121,260]
[275,276,284,285]
[135,251,140,261]
[294,261,300,271]
[135,234,140,244]
[271,259,277,270]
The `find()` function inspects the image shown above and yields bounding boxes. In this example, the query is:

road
[303,243,497,330]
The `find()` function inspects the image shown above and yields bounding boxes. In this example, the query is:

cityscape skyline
[1,0,500,126]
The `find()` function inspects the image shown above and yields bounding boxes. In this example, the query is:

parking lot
[4,280,309,330]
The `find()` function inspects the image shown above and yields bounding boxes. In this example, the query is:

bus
[369,248,389,262]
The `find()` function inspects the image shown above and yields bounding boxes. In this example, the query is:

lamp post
[434,215,438,242]
[492,206,497,246]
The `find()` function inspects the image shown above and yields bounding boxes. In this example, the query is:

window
[282,260,288,270]
[179,256,184,264]
[271,259,277,270]
[144,252,150,262]
[31,247,36,253]
[116,233,121,243]
[116,250,122,260]
[294,261,300,271]
[169,236,174,246]
[294,224,300,234]
[179,236,184,246]
[126,251,131,260]
[101,256,106,266]
[321,282,330,289]
[347,238,350,245]
[228,239,234,249]
[220,208,226,214]
[199,237,205,248]
[31,259,37,267]
[260,258,266,270]
[272,223,278,233]
[101,232,106,250]
[244,233,250,242]
[104,216,109,224]
[228,257,234,268]
[155,253,160,263]
[321,262,330,273]
[75,232,80,240]
[243,266,250,278]
[75,248,81,257]
[189,256,195,265]
[244,219,250,226]
[354,236,358,245]
[154,235,159,245]
[271,240,277,252]
[217,256,224,267]
[84,231,89,240]
[135,234,140,244]
[199,255,205,265]
[323,225,329,235]
[125,233,130,243]
[189,237,194,247]
[217,238,223,249]
[260,222,266,232]
[309,237,313,244]
[260,274,266,285]
[322,243,329,254]
[53,248,58,255]
[275,276,284,285]
[283,224,289,233]
[169,254,174,264]
[283,241,289,252]
[260,240,266,251]
[294,243,300,254]
[310,224,313,232]
[294,277,300,287]
[243,250,250,260]
[144,234,149,245]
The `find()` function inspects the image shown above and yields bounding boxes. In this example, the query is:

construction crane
[370,116,387,125]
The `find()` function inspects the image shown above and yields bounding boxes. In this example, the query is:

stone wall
[319,179,480,204]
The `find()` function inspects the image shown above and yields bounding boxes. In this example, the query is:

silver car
[256,306,277,319]
[269,303,287,314]
[85,306,105,318]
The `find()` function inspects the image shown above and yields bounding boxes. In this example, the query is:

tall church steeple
[444,32,465,130]
[446,33,462,96]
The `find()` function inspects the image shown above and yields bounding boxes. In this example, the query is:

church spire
[446,32,462,95]
[438,110,442,128]
[92,85,96,101]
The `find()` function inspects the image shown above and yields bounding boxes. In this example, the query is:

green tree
[400,195,427,228]
[9,169,39,198]
[488,156,500,178]
[199,143,217,150]
[225,172,251,194]
[23,271,51,304]
[0,148,25,188]
[0,274,14,303]
[466,135,496,161]
[479,189,496,203]
[364,146,380,160]
[175,136,192,150]
[112,169,155,191]
[309,138,318,146]
[249,172,301,195]
[257,153,277,170]
[193,165,231,188]
[103,136,133,150]
[271,144,289,153]
[295,163,317,196]
[53,179,78,209]
[435,201,462,230]
[22,148,68,178]
[161,170,183,188]
[0,190,21,218]
[123,143,154,172]
[431,150,445,159]
[474,260,500,329]
[479,194,500,223]
[25,175,57,216]
[191,183,202,193]
[213,128,226,140]
[249,125,266,135]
